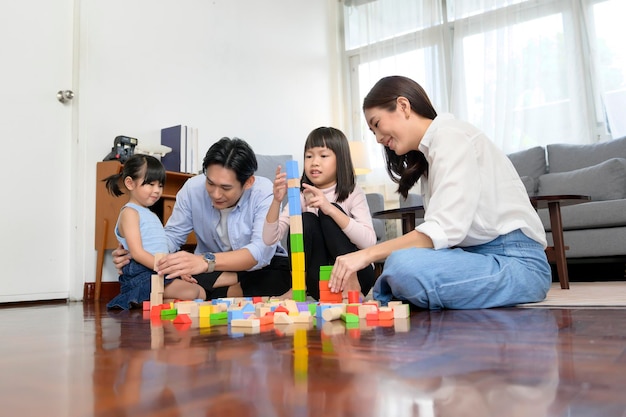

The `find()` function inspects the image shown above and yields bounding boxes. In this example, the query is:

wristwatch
[203,252,216,273]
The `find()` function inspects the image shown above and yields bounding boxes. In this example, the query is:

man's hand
[111,244,131,275]
[156,251,208,279]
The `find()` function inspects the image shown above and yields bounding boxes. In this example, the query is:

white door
[0,1,74,302]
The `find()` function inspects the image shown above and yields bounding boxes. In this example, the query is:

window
[343,0,626,189]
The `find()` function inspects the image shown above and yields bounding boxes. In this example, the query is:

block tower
[286,160,306,301]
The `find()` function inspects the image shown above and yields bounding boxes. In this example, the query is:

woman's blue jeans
[373,229,552,309]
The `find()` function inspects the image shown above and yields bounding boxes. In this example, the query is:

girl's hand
[328,250,370,293]
[302,183,332,213]
[180,274,198,284]
[272,166,288,202]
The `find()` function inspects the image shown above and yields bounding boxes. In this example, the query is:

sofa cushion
[538,199,626,231]
[537,158,626,201]
[520,175,538,196]
[255,154,293,181]
[507,146,547,179]
[546,136,626,173]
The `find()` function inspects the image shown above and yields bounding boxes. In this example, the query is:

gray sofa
[507,136,626,260]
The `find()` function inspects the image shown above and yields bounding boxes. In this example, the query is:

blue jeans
[373,229,552,309]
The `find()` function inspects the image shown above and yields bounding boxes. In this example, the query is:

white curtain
[342,0,626,202]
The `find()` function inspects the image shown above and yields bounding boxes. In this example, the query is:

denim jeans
[373,229,552,309]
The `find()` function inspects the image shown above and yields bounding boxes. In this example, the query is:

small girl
[263,127,377,300]
[104,154,204,309]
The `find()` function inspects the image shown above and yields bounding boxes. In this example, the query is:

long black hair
[300,127,355,202]
[363,76,437,198]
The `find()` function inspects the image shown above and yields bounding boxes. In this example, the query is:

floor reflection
[93,307,562,417]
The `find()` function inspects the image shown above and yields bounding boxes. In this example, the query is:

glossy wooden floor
[1,302,626,417]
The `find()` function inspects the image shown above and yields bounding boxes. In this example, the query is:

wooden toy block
[284,300,299,314]
[291,252,305,272]
[273,304,288,313]
[160,308,177,318]
[387,301,403,308]
[258,315,274,326]
[290,233,304,253]
[287,178,300,188]
[289,215,304,234]
[286,160,299,179]
[173,314,192,324]
[394,318,411,333]
[292,312,313,324]
[142,301,151,311]
[341,313,359,323]
[198,305,212,318]
[252,296,263,304]
[198,317,211,328]
[292,270,305,290]
[151,274,164,294]
[358,304,378,318]
[322,306,343,321]
[255,305,271,317]
[175,301,196,315]
[392,303,410,319]
[378,307,394,321]
[365,311,379,321]
[231,318,260,328]
[346,304,360,315]
[292,289,306,302]
[288,196,302,216]
[319,280,330,291]
[347,291,360,304]
[319,266,332,281]
[210,311,228,320]
[274,312,294,324]
[150,292,163,307]
[319,290,342,303]
[153,253,166,271]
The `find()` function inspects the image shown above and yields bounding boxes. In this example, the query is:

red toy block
[143,301,151,311]
[347,291,360,304]
[173,314,192,324]
[274,305,290,314]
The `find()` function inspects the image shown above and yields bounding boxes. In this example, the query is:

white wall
[74,0,343,296]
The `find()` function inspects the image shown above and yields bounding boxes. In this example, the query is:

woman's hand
[328,250,371,293]
[156,251,208,279]
[111,244,131,274]
[302,183,332,213]
[272,167,288,203]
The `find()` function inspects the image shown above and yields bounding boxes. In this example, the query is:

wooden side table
[372,205,425,235]
[530,195,591,290]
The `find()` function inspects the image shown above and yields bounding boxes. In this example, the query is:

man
[113,137,291,299]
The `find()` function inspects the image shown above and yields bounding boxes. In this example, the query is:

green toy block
[292,289,307,302]
[290,233,304,253]
[341,313,359,323]
[319,265,332,281]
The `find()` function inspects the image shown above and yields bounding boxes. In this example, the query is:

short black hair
[202,137,258,186]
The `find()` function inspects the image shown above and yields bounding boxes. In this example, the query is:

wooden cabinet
[94,161,196,300]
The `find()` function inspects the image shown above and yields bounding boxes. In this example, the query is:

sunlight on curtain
[590,0,626,138]
[343,0,625,205]
[451,7,592,152]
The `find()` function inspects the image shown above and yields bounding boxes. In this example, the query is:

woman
[328,75,551,309]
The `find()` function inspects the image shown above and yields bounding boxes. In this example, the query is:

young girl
[328,76,551,309]
[104,154,205,309]
[263,127,377,300]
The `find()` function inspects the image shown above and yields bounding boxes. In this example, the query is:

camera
[103,136,138,163]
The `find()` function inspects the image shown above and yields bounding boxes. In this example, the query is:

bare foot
[277,288,293,300]
[226,283,243,298]
[342,272,363,299]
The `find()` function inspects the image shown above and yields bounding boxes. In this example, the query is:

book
[161,125,186,172]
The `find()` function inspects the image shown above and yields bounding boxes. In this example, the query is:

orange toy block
[378,307,394,321]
